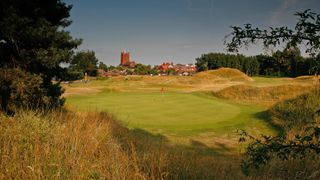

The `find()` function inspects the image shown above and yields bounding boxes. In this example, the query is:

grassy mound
[195,68,253,82]
[268,89,320,132]
[295,75,317,80]
[215,84,311,106]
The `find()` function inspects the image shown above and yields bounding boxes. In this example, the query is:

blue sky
[64,0,320,65]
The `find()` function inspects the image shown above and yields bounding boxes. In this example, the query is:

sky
[64,0,320,66]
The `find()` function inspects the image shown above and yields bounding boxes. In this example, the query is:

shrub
[0,68,65,113]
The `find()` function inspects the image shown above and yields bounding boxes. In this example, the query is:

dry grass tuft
[214,84,312,106]
[0,110,151,179]
[1,109,319,179]
[268,89,320,135]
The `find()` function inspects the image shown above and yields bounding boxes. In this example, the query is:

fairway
[67,91,273,136]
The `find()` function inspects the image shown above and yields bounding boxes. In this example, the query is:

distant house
[157,62,174,71]
[98,69,120,77]
[156,62,197,75]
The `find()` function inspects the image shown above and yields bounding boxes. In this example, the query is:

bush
[0,68,65,113]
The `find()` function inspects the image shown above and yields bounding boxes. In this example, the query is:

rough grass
[0,109,245,179]
[0,110,135,179]
[63,68,255,93]
[214,84,312,106]
[268,89,320,134]
[194,68,253,82]
[1,110,319,179]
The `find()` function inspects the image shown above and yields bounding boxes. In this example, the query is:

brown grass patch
[63,86,103,97]
[195,68,253,82]
[0,109,319,179]
[215,84,312,106]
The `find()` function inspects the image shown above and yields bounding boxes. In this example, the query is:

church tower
[120,51,130,66]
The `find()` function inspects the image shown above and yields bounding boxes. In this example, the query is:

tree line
[196,48,320,77]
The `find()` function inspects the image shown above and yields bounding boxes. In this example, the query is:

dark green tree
[308,54,320,75]
[0,0,81,113]
[98,62,108,71]
[195,55,208,71]
[133,63,152,75]
[195,53,259,76]
[69,50,99,76]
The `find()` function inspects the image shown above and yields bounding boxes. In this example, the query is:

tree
[195,53,260,76]
[266,47,304,77]
[225,9,320,55]
[255,54,279,76]
[226,9,320,174]
[195,56,208,71]
[133,63,151,75]
[69,50,99,76]
[308,54,320,75]
[243,56,259,76]
[0,0,81,113]
[98,62,108,71]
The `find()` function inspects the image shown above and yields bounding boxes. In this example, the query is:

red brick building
[120,51,130,65]
[158,62,174,71]
[156,62,197,75]
[120,51,136,68]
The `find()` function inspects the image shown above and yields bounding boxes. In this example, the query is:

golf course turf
[67,91,274,136]
[65,70,315,150]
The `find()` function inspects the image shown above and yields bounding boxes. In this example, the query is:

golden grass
[0,110,140,179]
[0,110,234,179]
[1,109,320,179]
[62,86,104,97]
[214,84,312,106]
[268,89,320,135]
[194,68,253,82]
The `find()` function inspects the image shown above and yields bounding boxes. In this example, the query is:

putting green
[67,91,273,136]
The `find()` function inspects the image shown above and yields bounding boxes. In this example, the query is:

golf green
[67,91,273,136]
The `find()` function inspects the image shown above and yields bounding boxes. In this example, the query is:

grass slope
[214,84,312,106]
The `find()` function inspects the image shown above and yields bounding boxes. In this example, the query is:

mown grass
[67,91,275,143]
[64,69,314,151]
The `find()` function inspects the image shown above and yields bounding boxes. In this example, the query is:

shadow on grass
[130,128,169,143]
[188,139,233,156]
[124,127,234,156]
[253,110,284,136]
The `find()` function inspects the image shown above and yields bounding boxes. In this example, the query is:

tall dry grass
[0,109,319,179]
[268,88,320,137]
[0,110,141,179]
[0,110,241,179]
[214,84,312,106]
